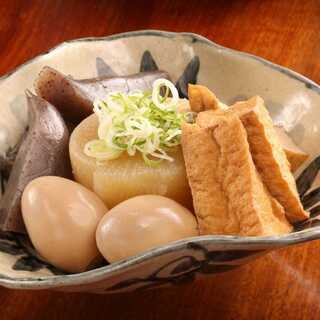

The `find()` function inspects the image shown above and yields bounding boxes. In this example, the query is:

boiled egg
[96,195,198,263]
[21,176,108,273]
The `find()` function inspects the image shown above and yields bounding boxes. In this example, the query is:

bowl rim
[2,228,320,289]
[1,29,320,289]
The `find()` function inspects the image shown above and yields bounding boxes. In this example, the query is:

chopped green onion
[84,140,122,160]
[152,78,179,110]
[84,78,190,166]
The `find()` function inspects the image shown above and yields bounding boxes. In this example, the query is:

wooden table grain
[1,1,320,319]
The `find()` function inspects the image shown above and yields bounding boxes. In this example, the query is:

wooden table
[1,1,320,319]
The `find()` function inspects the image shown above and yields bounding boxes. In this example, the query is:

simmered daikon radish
[69,114,192,209]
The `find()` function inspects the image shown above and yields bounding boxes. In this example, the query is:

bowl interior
[0,31,320,288]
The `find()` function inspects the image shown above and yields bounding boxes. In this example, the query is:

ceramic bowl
[0,30,320,294]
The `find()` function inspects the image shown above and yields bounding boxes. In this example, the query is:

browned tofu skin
[231,96,308,223]
[181,122,239,235]
[191,85,308,173]
[274,126,309,172]
[182,113,292,236]
[188,84,220,112]
[286,149,309,173]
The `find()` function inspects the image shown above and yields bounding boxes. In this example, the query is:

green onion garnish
[84,78,190,166]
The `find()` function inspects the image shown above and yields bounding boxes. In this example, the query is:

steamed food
[96,195,198,263]
[0,62,310,274]
[22,176,107,273]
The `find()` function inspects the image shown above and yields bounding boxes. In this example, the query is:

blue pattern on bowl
[0,30,319,293]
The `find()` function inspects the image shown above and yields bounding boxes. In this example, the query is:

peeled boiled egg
[96,195,198,263]
[21,176,108,273]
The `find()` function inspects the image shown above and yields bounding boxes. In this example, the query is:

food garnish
[84,79,192,166]
[34,66,171,124]
[69,114,192,209]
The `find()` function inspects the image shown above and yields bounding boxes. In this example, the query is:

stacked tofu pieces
[182,85,309,236]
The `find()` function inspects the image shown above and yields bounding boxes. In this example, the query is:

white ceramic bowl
[0,30,320,294]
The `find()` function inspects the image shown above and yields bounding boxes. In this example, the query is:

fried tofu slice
[188,84,228,112]
[181,122,239,235]
[274,126,309,172]
[230,97,308,223]
[191,85,308,172]
[197,100,308,223]
[182,112,292,236]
